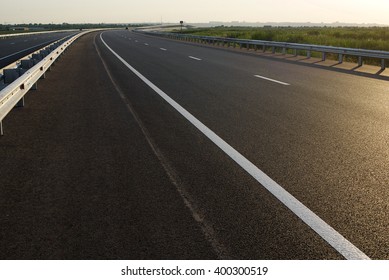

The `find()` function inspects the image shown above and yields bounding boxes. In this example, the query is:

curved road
[0,31,387,259]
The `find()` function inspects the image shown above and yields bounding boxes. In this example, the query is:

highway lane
[96,30,388,259]
[0,31,78,68]
[0,30,387,259]
[0,32,217,259]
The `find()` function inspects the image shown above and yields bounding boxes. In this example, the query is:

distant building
[11,27,29,31]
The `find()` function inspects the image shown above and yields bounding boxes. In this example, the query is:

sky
[2,0,389,25]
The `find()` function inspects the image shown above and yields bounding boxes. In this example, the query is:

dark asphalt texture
[0,30,388,259]
[0,31,78,68]
[0,32,216,259]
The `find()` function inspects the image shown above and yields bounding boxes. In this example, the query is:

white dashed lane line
[189,56,202,61]
[101,33,369,260]
[254,75,290,86]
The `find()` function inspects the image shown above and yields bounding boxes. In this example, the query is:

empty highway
[0,30,388,259]
[0,31,78,68]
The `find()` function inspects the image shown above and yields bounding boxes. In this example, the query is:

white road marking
[144,43,149,46]
[100,33,370,260]
[94,34,229,258]
[254,75,290,86]
[189,56,202,61]
[160,48,167,51]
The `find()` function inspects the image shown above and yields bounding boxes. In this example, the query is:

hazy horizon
[2,0,389,26]
[2,21,388,27]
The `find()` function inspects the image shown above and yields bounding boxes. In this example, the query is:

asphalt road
[0,31,78,68]
[0,30,388,259]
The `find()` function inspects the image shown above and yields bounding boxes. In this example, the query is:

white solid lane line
[100,33,370,260]
[189,56,202,61]
[254,75,290,86]
[0,43,45,61]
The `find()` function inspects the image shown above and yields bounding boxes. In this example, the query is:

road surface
[0,31,78,68]
[0,30,388,259]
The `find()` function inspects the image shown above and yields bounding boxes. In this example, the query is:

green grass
[178,26,389,65]
[180,26,389,50]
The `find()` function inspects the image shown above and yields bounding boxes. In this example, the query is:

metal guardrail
[136,30,389,69]
[0,30,93,135]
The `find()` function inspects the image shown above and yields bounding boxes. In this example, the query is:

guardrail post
[339,54,343,63]
[40,67,46,79]
[142,31,389,73]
